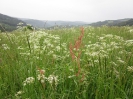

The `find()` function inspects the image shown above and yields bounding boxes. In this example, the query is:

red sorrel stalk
[69,27,84,76]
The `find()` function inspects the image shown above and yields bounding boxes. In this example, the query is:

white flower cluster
[127,66,133,72]
[37,69,46,83]
[129,29,133,33]
[68,75,76,78]
[15,91,23,99]
[84,33,126,59]
[23,77,35,86]
[47,75,59,86]
[2,44,10,50]
[36,69,59,86]
[125,40,133,47]
[17,31,69,60]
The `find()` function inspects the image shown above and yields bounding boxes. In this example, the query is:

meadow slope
[0,26,133,99]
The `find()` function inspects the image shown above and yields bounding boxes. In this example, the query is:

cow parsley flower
[127,66,133,72]
[15,90,24,99]
[2,44,10,50]
[47,75,59,86]
[37,69,46,83]
[23,77,35,86]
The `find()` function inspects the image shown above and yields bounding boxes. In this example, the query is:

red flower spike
[69,27,84,77]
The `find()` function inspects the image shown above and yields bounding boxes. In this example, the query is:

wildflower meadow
[0,25,133,99]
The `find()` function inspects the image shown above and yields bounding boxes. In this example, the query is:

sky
[0,0,133,22]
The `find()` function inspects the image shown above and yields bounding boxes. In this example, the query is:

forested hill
[0,13,26,32]
[115,19,133,26]
[88,18,133,27]
[20,18,89,28]
[0,13,133,32]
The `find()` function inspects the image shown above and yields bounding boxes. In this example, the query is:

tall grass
[0,26,133,99]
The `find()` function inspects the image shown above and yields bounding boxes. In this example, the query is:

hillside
[1,26,133,99]
[20,18,89,28]
[115,19,133,26]
[1,13,133,32]
[0,13,26,32]
[88,18,133,27]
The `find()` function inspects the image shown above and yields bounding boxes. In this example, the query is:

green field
[0,26,133,99]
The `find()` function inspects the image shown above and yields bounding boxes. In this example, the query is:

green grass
[0,26,133,99]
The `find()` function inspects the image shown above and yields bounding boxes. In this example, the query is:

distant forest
[0,13,26,32]
[0,13,133,32]
[89,18,133,27]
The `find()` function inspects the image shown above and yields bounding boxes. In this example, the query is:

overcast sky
[0,0,133,22]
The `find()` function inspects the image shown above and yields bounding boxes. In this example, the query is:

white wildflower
[47,43,53,47]
[56,46,61,51]
[69,69,74,72]
[43,39,50,44]
[61,43,67,47]
[17,91,23,95]
[41,79,45,83]
[99,37,104,40]
[53,54,57,59]
[2,44,10,50]
[127,66,133,72]
[105,34,113,38]
[117,59,125,64]
[89,52,99,57]
[37,74,41,80]
[129,29,133,33]
[54,36,60,40]
[34,44,39,49]
[20,52,30,56]
[125,40,133,46]
[110,61,117,66]
[47,75,58,86]
[15,90,23,99]
[17,46,24,50]
[47,51,54,55]
[23,77,35,86]
[94,60,99,63]
[37,69,46,83]
[68,75,76,78]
